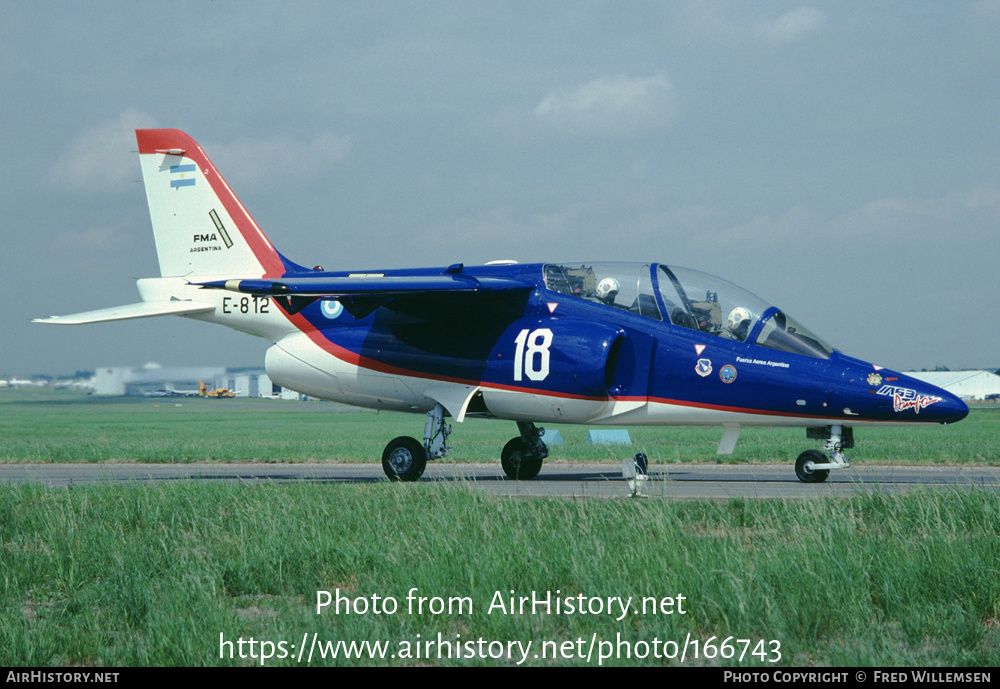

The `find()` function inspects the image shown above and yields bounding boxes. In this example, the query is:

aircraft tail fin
[135,129,291,279]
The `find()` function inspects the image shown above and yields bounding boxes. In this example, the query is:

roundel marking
[720,364,737,384]
[320,300,344,319]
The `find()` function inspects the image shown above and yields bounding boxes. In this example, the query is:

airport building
[89,364,302,399]
[92,364,227,396]
[905,370,1000,401]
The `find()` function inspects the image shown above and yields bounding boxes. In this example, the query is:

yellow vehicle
[199,382,235,398]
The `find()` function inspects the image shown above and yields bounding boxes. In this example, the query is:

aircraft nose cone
[863,366,969,423]
[833,355,970,424]
[900,377,969,424]
[932,389,969,424]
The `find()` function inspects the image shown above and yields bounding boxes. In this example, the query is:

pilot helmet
[596,277,620,301]
[728,307,751,332]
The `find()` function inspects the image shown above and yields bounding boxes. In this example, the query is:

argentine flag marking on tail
[170,164,196,188]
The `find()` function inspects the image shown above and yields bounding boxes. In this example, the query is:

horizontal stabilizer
[34,301,214,325]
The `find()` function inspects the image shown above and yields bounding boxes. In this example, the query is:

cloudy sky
[3,1,999,376]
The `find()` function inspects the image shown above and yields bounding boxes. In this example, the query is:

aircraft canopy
[543,262,835,359]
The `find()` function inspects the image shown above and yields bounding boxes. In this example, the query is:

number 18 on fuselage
[35,129,968,483]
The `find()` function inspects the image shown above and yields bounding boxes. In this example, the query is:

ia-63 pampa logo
[876,385,942,414]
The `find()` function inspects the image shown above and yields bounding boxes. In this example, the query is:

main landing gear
[795,425,853,483]
[380,407,549,482]
[381,403,450,482]
[500,422,549,480]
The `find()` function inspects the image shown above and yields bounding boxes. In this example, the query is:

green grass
[1,388,998,465]
[1,388,997,666]
[0,482,997,666]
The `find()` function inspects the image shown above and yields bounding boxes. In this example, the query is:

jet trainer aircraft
[36,129,969,483]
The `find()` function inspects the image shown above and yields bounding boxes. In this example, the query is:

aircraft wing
[34,300,215,325]
[195,274,533,317]
[195,274,531,297]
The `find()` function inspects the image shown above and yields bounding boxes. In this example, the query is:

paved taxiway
[0,463,997,499]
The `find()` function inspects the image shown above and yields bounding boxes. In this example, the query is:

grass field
[2,388,998,466]
[0,389,997,666]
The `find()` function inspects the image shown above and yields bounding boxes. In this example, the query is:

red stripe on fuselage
[283,311,607,401]
[279,312,884,420]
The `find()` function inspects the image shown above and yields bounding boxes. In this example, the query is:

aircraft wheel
[382,436,427,482]
[500,438,543,480]
[795,450,830,484]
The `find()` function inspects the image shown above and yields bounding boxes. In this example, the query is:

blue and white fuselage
[223,261,967,429]
[36,129,967,483]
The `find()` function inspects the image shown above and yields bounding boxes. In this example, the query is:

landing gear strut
[622,452,649,497]
[381,404,451,482]
[796,426,853,483]
[501,421,548,480]
[381,409,550,482]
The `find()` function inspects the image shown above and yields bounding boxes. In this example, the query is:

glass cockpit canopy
[542,262,835,359]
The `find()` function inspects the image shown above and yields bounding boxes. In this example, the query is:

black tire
[500,437,543,480]
[795,449,830,484]
[382,436,427,482]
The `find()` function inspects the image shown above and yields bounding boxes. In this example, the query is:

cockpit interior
[544,262,835,359]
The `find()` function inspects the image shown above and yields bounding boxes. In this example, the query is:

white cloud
[751,7,826,44]
[947,183,1000,215]
[970,0,1000,23]
[710,205,821,247]
[672,5,826,46]
[205,131,351,191]
[706,182,1000,251]
[48,111,350,197]
[50,108,159,193]
[404,203,591,265]
[533,73,676,135]
[52,219,133,250]
[826,185,1000,244]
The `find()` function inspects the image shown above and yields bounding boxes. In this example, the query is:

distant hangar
[90,364,299,399]
[905,370,1000,401]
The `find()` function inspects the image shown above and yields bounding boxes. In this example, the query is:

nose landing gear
[796,426,853,483]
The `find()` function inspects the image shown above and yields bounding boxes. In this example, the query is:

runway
[0,462,997,499]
